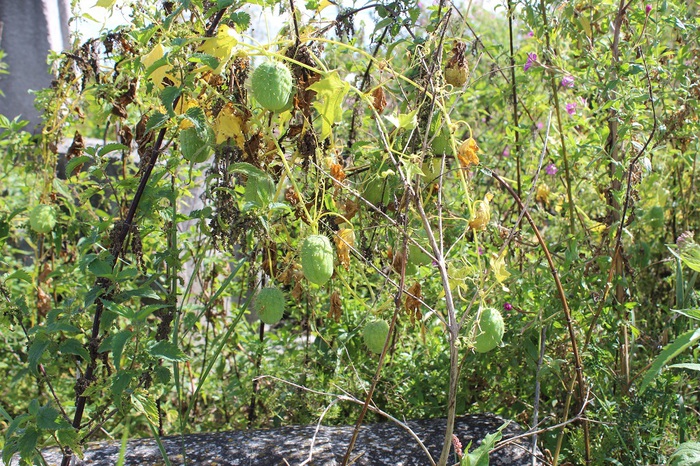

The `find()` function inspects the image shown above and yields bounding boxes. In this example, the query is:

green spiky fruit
[473,307,505,353]
[251,61,293,112]
[301,234,334,285]
[29,205,56,234]
[254,287,285,325]
[363,319,389,354]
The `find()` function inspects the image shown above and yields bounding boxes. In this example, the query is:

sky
[75,0,505,40]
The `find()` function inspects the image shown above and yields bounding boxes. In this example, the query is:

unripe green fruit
[301,234,334,285]
[29,205,56,234]
[363,319,389,354]
[251,61,293,112]
[180,127,212,163]
[473,307,505,353]
[254,287,285,325]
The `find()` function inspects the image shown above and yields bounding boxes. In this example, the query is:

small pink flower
[561,75,574,88]
[566,102,577,115]
[452,435,463,459]
[524,53,537,71]
[502,146,510,157]
[677,231,694,250]
[504,302,513,311]
[478,247,484,255]
[545,163,558,175]
[527,30,534,38]
[535,122,543,131]
[645,4,652,14]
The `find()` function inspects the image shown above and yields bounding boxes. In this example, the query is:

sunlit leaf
[308,71,350,140]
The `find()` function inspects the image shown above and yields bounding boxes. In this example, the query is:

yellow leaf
[536,183,550,205]
[199,25,238,74]
[491,251,510,284]
[457,137,479,169]
[469,193,492,231]
[335,228,355,269]
[175,97,196,129]
[317,0,334,12]
[213,104,246,146]
[94,0,117,8]
[142,43,171,87]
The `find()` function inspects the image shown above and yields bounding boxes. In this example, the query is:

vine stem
[59,8,229,466]
[490,172,590,466]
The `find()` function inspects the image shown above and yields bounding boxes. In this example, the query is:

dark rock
[25,414,543,465]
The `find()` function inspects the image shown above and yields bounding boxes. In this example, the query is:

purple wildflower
[504,302,513,311]
[535,121,543,131]
[677,231,695,250]
[566,102,577,115]
[524,52,537,71]
[502,146,510,157]
[545,163,558,176]
[645,4,652,14]
[527,30,534,38]
[561,75,574,88]
[478,246,484,256]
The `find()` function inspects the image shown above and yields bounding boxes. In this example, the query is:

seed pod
[301,234,334,285]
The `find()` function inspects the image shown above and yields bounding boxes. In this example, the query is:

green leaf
[28,336,50,376]
[88,258,115,277]
[145,111,168,133]
[59,338,90,361]
[148,340,188,361]
[111,371,134,396]
[229,162,269,178]
[308,71,350,140]
[130,392,159,425]
[229,11,251,31]
[638,328,700,394]
[18,426,39,459]
[187,52,220,70]
[674,308,700,321]
[669,441,700,466]
[161,86,181,117]
[112,330,134,370]
[65,156,92,176]
[97,143,129,157]
[36,404,69,430]
[460,423,506,466]
[668,363,700,372]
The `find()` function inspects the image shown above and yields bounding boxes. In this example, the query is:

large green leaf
[308,71,350,140]
[638,327,700,394]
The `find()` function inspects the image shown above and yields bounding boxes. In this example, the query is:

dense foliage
[1,0,699,464]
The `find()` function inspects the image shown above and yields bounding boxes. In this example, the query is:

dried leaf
[469,193,492,231]
[371,87,387,114]
[328,290,342,322]
[457,137,479,169]
[405,282,422,324]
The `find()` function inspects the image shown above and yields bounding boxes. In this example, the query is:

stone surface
[21,414,543,465]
